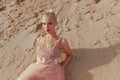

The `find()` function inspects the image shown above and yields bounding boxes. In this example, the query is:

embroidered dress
[16,37,65,80]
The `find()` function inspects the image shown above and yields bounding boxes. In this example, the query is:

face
[42,15,57,34]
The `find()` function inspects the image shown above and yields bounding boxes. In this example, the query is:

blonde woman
[16,10,73,80]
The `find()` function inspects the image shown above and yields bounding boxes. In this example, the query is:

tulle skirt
[16,62,65,80]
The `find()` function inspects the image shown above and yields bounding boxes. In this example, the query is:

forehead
[42,15,54,23]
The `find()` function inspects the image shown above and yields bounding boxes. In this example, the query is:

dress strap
[51,37,62,50]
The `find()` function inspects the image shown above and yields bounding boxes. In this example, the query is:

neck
[46,32,58,39]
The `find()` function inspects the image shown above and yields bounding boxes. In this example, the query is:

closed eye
[42,23,46,25]
[48,23,52,25]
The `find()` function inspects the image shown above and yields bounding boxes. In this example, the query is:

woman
[16,10,73,80]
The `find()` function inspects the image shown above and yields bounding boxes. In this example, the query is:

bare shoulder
[61,37,72,55]
[61,38,70,47]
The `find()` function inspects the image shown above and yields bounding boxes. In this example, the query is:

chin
[45,31,51,34]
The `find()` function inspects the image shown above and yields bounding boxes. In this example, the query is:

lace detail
[36,37,64,64]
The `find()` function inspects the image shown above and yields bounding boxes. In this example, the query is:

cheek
[49,24,55,29]
[51,26,56,30]
[42,25,45,29]
[51,24,56,28]
[42,26,47,31]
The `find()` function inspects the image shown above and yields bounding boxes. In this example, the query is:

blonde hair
[43,9,57,23]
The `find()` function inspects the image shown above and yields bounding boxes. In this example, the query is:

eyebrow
[42,22,52,24]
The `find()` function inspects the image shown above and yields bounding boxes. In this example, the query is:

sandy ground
[0,0,120,80]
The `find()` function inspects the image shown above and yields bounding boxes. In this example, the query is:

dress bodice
[36,37,64,64]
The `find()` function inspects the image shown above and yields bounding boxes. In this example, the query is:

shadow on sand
[65,43,120,80]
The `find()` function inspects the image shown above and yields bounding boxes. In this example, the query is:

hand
[61,64,67,69]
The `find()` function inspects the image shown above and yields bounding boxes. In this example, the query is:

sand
[0,0,120,80]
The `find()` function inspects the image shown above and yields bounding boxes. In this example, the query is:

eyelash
[49,23,52,25]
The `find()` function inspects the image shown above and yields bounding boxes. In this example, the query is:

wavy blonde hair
[43,9,57,23]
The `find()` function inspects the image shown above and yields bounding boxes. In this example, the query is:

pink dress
[16,37,65,80]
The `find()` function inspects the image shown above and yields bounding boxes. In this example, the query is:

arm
[61,38,73,69]
[36,37,42,63]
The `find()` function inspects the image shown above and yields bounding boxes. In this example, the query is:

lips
[46,30,50,32]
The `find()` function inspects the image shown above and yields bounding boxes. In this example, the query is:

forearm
[62,54,73,69]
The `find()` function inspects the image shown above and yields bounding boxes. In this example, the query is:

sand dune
[0,0,120,80]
